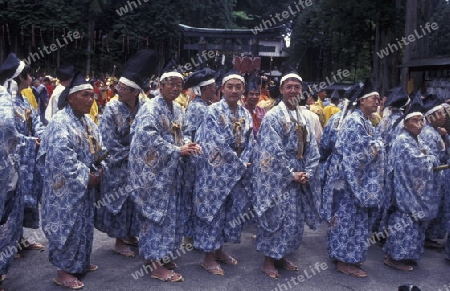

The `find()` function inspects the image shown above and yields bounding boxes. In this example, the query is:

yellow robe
[21,88,38,110]
[369,112,382,127]
[89,100,99,124]
[316,99,324,109]
[175,91,190,110]
[309,104,325,127]
[323,104,341,125]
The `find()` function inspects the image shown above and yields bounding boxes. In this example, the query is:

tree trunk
[86,19,94,77]
[402,0,431,93]
[372,1,402,96]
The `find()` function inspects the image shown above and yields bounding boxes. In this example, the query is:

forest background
[0,0,449,95]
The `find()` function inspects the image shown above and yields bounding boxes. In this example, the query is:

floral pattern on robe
[95,97,146,238]
[128,95,188,260]
[0,88,22,275]
[251,102,320,259]
[324,109,385,263]
[12,93,44,228]
[38,106,103,273]
[383,131,440,260]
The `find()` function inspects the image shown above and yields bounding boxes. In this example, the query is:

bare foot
[54,270,84,289]
[149,261,184,282]
[336,260,367,277]
[261,256,279,279]
[202,252,224,275]
[114,238,135,257]
[214,249,238,265]
[122,236,139,247]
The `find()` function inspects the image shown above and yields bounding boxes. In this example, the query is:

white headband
[404,112,423,120]
[11,61,25,80]
[119,77,141,90]
[160,72,184,82]
[361,91,379,99]
[222,74,245,85]
[280,73,302,86]
[69,83,93,95]
[401,97,411,108]
[191,86,201,97]
[425,104,443,117]
[199,78,215,87]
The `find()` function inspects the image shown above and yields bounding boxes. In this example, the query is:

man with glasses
[252,71,320,279]
[95,50,160,259]
[323,88,385,278]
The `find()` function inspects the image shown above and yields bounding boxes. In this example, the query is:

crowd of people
[0,49,449,290]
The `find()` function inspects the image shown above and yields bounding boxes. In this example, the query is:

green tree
[430,0,450,56]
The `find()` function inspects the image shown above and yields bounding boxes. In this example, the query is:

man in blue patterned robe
[96,89,145,257]
[128,70,200,282]
[374,88,410,236]
[418,95,450,250]
[383,101,440,271]
[0,85,22,286]
[182,69,217,241]
[252,72,320,279]
[323,90,385,278]
[38,72,102,289]
[10,61,45,251]
[319,111,342,190]
[95,50,159,257]
[445,105,450,262]
[183,68,217,141]
[319,83,363,194]
[376,88,410,152]
[193,72,253,276]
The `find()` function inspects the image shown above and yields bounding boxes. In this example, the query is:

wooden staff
[433,164,450,172]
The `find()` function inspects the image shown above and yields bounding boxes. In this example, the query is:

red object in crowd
[45,84,54,98]
[94,84,106,107]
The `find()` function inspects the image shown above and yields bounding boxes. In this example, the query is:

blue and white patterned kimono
[128,95,188,260]
[184,97,209,141]
[374,109,405,231]
[323,109,385,264]
[95,97,145,239]
[38,106,103,273]
[383,131,440,261]
[252,102,320,259]
[376,109,404,152]
[12,93,45,229]
[319,112,342,190]
[193,98,253,252]
[0,87,22,276]
[419,124,449,240]
[182,97,209,237]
